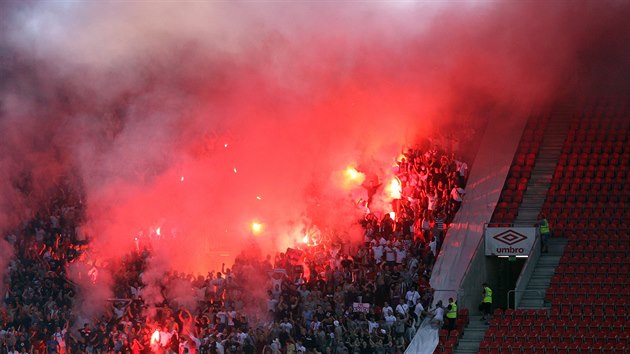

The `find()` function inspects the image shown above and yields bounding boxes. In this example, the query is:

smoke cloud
[1,1,629,315]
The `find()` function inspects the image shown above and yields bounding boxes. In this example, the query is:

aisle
[404,318,439,354]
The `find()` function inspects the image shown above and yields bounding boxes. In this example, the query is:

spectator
[1,145,469,354]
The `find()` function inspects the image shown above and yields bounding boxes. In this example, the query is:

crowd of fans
[0,146,467,354]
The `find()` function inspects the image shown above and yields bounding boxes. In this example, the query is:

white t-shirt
[396,303,409,316]
[395,248,406,264]
[268,298,278,312]
[382,306,394,317]
[280,321,293,333]
[385,247,396,262]
[407,257,419,271]
[372,245,384,262]
[54,330,66,347]
[433,307,444,321]
[228,310,237,326]
[213,277,225,292]
[215,341,225,354]
[405,291,421,306]
[216,310,228,324]
[456,161,468,177]
[368,320,379,334]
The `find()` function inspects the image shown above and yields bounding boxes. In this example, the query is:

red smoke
[1,1,630,315]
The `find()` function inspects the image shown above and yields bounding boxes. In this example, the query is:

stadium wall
[430,112,529,311]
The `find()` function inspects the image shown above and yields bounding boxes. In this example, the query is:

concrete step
[537,256,561,266]
[531,269,555,277]
[521,189,547,195]
[545,242,567,255]
[453,316,490,354]
[527,281,551,289]
[519,298,546,308]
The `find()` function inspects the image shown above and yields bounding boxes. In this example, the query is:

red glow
[251,221,263,235]
[386,177,402,199]
[342,165,365,189]
[151,330,160,345]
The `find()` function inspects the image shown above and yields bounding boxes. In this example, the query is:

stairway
[453,315,490,354]
[518,238,567,309]
[514,108,573,225]
[452,238,567,354]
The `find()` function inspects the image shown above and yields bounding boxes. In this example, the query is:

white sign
[353,303,370,313]
[485,227,536,256]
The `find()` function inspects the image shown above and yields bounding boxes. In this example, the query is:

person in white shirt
[429,238,437,257]
[279,318,293,333]
[407,257,419,272]
[405,288,421,307]
[455,160,468,186]
[53,327,66,354]
[430,300,445,328]
[368,319,379,334]
[270,338,282,354]
[295,340,306,353]
[395,299,409,316]
[384,312,397,327]
[384,243,396,267]
[427,191,438,212]
[395,247,406,265]
[450,185,465,213]
[372,244,384,264]
[382,302,394,318]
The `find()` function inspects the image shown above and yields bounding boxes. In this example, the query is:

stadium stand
[480,96,630,354]
[490,113,551,225]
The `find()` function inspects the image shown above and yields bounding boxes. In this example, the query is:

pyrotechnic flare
[386,177,402,199]
[251,221,263,235]
[341,165,366,189]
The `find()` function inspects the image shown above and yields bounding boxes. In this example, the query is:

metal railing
[512,230,541,307]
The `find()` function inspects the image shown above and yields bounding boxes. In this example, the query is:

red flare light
[341,165,365,189]
[251,221,263,235]
[151,330,160,345]
[386,177,402,199]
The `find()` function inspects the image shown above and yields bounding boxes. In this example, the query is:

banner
[485,227,536,256]
[353,302,371,313]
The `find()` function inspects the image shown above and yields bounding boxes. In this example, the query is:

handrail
[506,289,544,309]
[513,228,541,307]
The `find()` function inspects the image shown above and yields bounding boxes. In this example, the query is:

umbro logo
[493,230,527,245]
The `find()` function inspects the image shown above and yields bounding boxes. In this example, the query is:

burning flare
[151,330,160,345]
[386,176,402,199]
[341,165,365,189]
[251,221,264,235]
